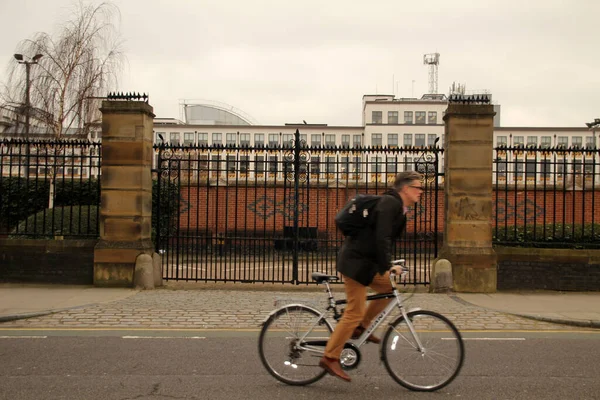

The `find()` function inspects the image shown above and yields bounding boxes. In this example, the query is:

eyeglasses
[409,185,424,190]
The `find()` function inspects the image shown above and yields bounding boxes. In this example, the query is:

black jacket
[336,190,406,286]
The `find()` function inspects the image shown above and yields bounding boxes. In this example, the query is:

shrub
[493,222,600,248]
[11,205,99,239]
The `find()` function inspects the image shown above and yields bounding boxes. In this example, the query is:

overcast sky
[1,0,598,127]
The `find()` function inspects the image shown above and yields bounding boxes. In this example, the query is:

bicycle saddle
[311,272,340,284]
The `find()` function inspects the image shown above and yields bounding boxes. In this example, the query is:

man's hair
[392,171,423,190]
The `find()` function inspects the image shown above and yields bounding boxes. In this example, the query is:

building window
[353,156,362,173]
[311,134,322,147]
[198,132,208,145]
[525,159,536,179]
[341,135,350,148]
[388,134,398,147]
[282,134,293,148]
[415,111,426,124]
[240,133,250,147]
[372,111,382,124]
[515,161,524,180]
[403,134,413,147]
[341,157,349,173]
[310,156,320,174]
[497,158,507,179]
[372,133,382,147]
[427,134,437,147]
[212,133,222,145]
[226,155,236,173]
[513,136,524,147]
[198,155,208,172]
[371,157,382,173]
[211,155,221,172]
[353,135,362,147]
[527,136,538,147]
[404,111,413,124]
[541,136,551,148]
[388,111,398,124]
[184,132,194,145]
[254,133,264,147]
[240,156,249,173]
[572,136,582,149]
[427,111,437,124]
[497,136,507,147]
[325,156,336,173]
[584,159,595,175]
[386,157,397,174]
[226,133,236,147]
[268,156,278,173]
[403,156,413,171]
[585,136,596,149]
[255,156,264,173]
[415,134,426,148]
[268,134,279,148]
[325,134,336,147]
[557,136,568,148]
[541,159,551,180]
[170,132,180,144]
[586,136,596,149]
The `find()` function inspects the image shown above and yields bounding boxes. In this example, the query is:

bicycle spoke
[258,305,332,386]
[382,310,464,392]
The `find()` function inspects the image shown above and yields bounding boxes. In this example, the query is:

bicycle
[258,259,465,392]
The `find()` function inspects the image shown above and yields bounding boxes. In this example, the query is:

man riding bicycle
[319,171,424,382]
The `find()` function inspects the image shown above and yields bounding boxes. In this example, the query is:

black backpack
[335,194,382,236]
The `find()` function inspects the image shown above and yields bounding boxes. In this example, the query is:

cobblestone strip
[0,289,579,331]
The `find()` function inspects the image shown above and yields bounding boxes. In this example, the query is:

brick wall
[0,239,96,284]
[496,246,600,291]
[175,185,600,235]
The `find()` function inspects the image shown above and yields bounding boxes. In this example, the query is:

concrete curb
[0,303,99,323]
[449,295,600,329]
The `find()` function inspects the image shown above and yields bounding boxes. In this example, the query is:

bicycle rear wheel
[258,305,333,386]
[381,310,464,391]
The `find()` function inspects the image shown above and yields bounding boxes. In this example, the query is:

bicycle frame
[296,270,424,354]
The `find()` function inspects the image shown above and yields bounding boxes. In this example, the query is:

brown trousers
[323,271,393,359]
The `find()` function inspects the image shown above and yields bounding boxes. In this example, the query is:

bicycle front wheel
[258,305,333,386]
[381,310,464,391]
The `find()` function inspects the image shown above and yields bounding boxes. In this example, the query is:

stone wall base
[440,245,497,293]
[93,239,154,287]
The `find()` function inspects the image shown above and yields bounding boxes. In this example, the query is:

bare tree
[2,1,124,208]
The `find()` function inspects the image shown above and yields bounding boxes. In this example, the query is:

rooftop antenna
[423,53,440,94]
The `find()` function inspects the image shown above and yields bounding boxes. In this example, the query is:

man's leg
[324,275,366,359]
[361,271,394,330]
[320,275,365,382]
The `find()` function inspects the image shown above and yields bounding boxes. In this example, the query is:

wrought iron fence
[153,130,443,284]
[493,145,600,247]
[0,138,101,238]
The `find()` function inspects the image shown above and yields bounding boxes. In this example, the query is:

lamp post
[13,53,43,136]
[585,118,600,148]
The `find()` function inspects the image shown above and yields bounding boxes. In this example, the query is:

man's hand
[389,264,407,276]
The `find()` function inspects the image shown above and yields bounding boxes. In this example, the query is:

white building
[151,95,599,186]
[2,95,598,185]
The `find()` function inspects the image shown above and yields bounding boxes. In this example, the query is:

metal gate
[153,130,443,284]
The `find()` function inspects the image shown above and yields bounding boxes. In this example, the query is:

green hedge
[494,223,600,248]
[11,205,99,238]
[152,179,181,244]
[0,178,100,234]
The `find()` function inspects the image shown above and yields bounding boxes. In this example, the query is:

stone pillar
[440,96,497,292]
[93,99,155,286]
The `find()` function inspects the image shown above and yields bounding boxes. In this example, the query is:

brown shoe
[319,357,351,382]
[351,326,381,344]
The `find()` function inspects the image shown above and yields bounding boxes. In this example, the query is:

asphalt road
[1,329,599,400]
